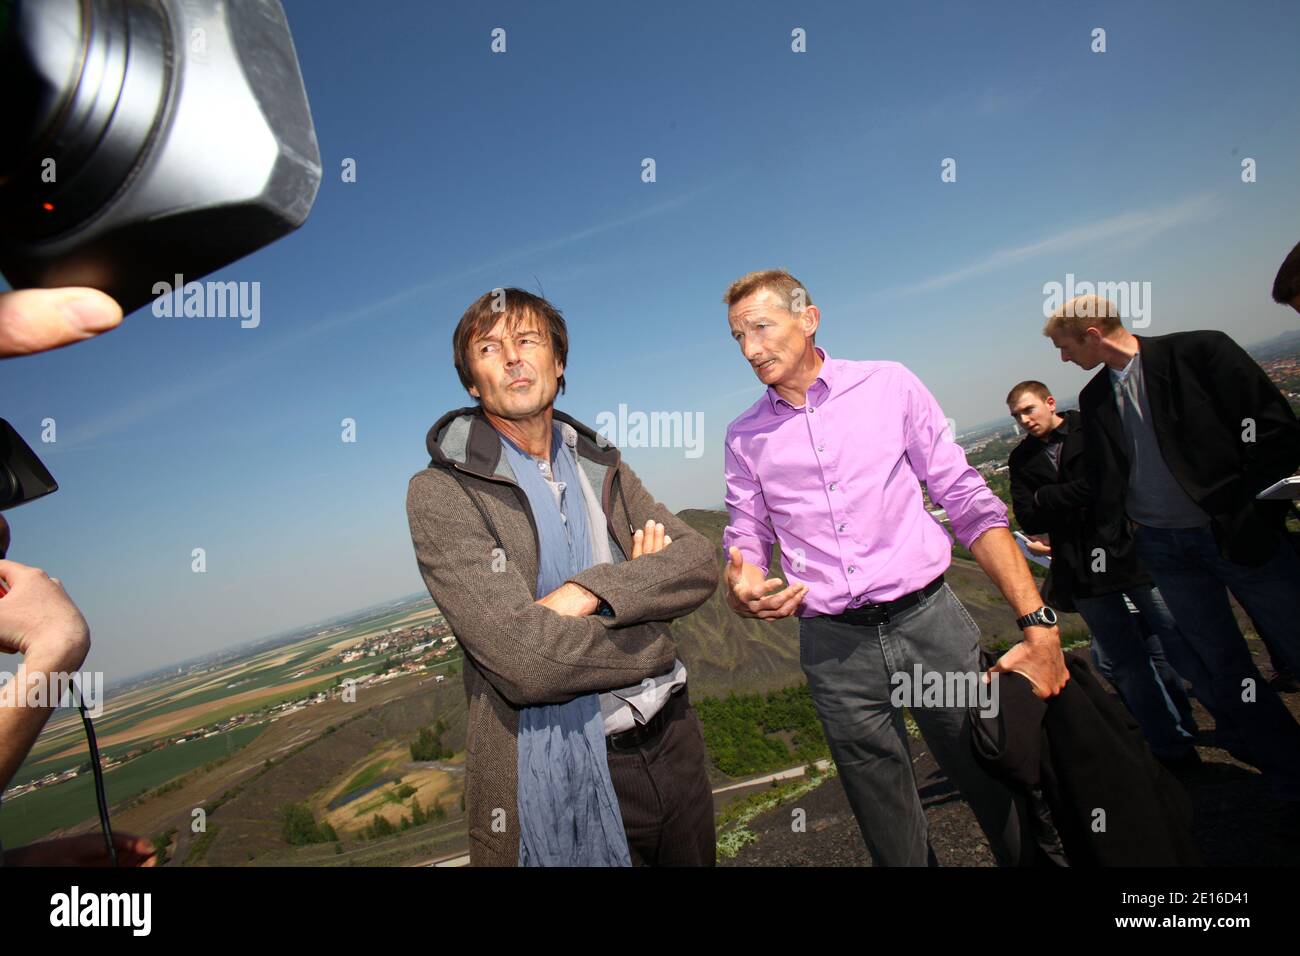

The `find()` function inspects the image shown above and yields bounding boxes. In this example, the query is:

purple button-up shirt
[722,348,1007,617]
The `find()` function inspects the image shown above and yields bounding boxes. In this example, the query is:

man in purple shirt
[720,269,1068,866]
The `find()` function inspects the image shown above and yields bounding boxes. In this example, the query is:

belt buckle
[608,710,657,751]
[607,727,636,751]
[849,602,889,626]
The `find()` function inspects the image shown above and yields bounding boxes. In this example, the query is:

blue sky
[2,0,1298,684]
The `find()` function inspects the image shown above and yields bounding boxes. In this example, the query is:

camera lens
[0,465,18,508]
[0,0,171,241]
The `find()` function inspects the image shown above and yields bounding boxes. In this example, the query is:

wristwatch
[1015,606,1058,630]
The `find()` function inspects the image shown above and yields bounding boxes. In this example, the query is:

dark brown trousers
[605,688,716,866]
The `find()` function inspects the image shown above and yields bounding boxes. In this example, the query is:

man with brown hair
[1047,294,1300,801]
[720,268,1068,866]
[406,287,718,866]
[1005,380,1198,767]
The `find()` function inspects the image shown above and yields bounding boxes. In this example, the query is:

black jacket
[971,651,1200,866]
[1009,409,1150,611]
[1078,330,1300,566]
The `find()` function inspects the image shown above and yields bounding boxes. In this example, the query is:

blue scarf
[501,425,630,867]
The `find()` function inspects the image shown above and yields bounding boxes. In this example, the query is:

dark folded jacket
[970,650,1200,866]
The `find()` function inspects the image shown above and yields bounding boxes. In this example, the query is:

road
[417,758,836,867]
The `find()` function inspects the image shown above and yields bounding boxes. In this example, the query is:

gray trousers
[800,583,1022,866]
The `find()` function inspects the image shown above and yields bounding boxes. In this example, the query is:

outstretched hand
[724,546,806,620]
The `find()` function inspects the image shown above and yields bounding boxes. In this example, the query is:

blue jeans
[1133,524,1300,799]
[800,584,1021,866]
[1074,586,1197,759]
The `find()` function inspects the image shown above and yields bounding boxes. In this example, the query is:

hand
[989,625,1069,698]
[631,519,670,558]
[4,832,157,867]
[0,287,123,358]
[0,559,91,665]
[724,546,807,620]
[1025,533,1052,557]
[535,581,600,618]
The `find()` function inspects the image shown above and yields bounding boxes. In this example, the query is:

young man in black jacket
[1044,295,1300,801]
[1006,381,1197,765]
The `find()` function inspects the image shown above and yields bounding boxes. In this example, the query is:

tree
[279,803,334,845]
[410,725,448,761]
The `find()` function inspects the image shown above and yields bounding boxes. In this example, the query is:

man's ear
[468,385,480,399]
[803,304,821,340]
[554,357,565,380]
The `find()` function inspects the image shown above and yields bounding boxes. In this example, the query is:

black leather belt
[606,686,685,751]
[824,574,945,627]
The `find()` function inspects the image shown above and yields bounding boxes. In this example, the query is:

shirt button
[829,482,837,491]
[838,523,846,532]
[848,566,856,574]
[809,407,815,414]
[817,443,825,452]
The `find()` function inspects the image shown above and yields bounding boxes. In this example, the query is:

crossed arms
[405,461,718,709]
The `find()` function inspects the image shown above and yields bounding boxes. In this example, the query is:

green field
[98,657,386,737]
[14,658,393,784]
[24,603,441,767]
[0,724,268,848]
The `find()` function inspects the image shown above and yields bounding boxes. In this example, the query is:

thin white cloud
[871,192,1222,300]
[58,189,707,447]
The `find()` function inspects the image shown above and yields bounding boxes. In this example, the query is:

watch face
[1041,607,1058,626]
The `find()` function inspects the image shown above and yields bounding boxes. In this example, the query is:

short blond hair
[723,269,813,313]
[1043,294,1123,340]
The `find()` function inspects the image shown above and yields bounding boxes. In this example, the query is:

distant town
[3,613,457,805]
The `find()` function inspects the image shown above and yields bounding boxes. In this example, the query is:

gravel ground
[725,645,1300,867]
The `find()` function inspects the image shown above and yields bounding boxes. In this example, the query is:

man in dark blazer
[1006,381,1196,764]
[1044,294,1300,801]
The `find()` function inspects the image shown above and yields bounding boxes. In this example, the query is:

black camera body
[0,0,322,315]
[0,418,56,512]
